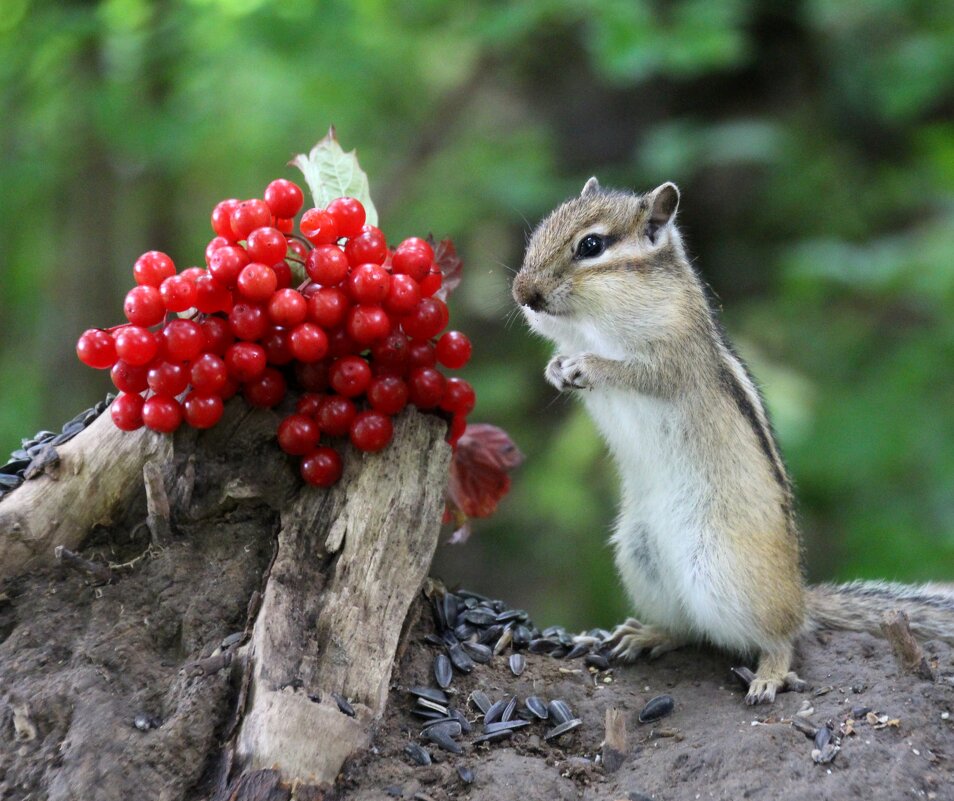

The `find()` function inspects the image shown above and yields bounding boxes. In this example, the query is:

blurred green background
[2,0,953,630]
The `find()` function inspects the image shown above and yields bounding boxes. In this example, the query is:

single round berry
[190,353,228,395]
[384,274,421,316]
[264,179,304,219]
[407,339,436,369]
[435,331,472,369]
[194,273,233,314]
[159,274,198,313]
[268,288,307,327]
[142,395,183,433]
[183,392,224,429]
[114,326,159,367]
[407,366,445,409]
[344,228,387,266]
[305,245,349,286]
[147,360,190,396]
[111,360,150,393]
[229,303,269,341]
[294,361,330,393]
[208,245,250,287]
[162,319,204,362]
[205,235,230,265]
[301,447,343,487]
[124,285,165,327]
[348,263,390,304]
[275,216,294,234]
[225,342,267,381]
[371,330,410,375]
[134,251,176,287]
[262,326,294,365]
[211,199,241,239]
[392,239,433,282]
[201,316,234,355]
[329,355,372,398]
[77,328,118,369]
[308,287,350,329]
[326,197,366,239]
[316,395,357,437]
[346,305,391,346]
[289,322,329,363]
[180,266,206,282]
[401,297,449,340]
[418,269,443,298]
[300,209,339,245]
[246,226,288,264]
[272,260,293,289]
[287,237,308,262]
[230,199,272,240]
[349,410,393,452]
[296,392,324,417]
[367,375,408,415]
[440,377,476,415]
[277,413,320,455]
[110,392,145,431]
[237,263,278,303]
[243,367,286,408]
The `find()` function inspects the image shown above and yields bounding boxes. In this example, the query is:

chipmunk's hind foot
[744,645,806,705]
[604,618,683,662]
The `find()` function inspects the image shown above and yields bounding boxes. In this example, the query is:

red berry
[272,260,292,289]
[208,245,250,287]
[237,263,278,303]
[142,395,183,433]
[159,274,198,313]
[243,367,286,408]
[296,392,324,417]
[401,297,448,340]
[264,179,304,219]
[300,209,339,245]
[229,303,269,341]
[110,392,145,431]
[435,331,472,369]
[230,199,272,240]
[201,316,234,356]
[348,263,390,304]
[407,366,445,409]
[183,392,224,429]
[180,266,206,282]
[195,273,233,314]
[308,287,350,329]
[384,274,421,316]
[205,235,230,265]
[147,360,190,396]
[344,228,387,266]
[268,288,307,327]
[371,330,410,375]
[262,326,294,365]
[440,377,476,415]
[134,251,176,287]
[225,342,267,381]
[246,226,288,265]
[316,395,357,436]
[407,339,436,369]
[418,269,443,298]
[392,240,433,282]
[287,237,308,262]
[326,197,366,239]
[368,375,408,415]
[329,355,372,398]
[275,217,294,234]
[220,375,240,400]
[124,285,165,327]
[111,360,149,393]
[162,319,204,362]
[190,353,228,395]
[300,447,343,487]
[346,305,391,345]
[277,413,320,455]
[293,361,329,394]
[349,410,393,452]
[211,199,240,240]
[77,328,118,369]
[289,322,329,362]
[305,245,349,286]
[114,326,159,366]
[447,413,467,447]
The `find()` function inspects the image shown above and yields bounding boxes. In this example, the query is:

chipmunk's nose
[513,276,547,312]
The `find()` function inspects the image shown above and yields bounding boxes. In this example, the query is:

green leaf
[290,127,379,227]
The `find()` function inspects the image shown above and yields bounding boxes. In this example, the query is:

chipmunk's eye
[575,234,605,260]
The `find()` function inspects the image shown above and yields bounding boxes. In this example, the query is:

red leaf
[447,423,523,520]
[427,236,463,300]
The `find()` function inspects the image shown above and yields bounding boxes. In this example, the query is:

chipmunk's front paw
[545,353,592,391]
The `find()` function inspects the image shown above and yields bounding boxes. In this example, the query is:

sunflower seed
[448,643,475,674]
[483,719,530,734]
[332,692,355,717]
[524,696,548,720]
[424,633,444,647]
[501,695,518,722]
[424,726,462,754]
[494,609,526,624]
[484,698,508,725]
[509,653,526,677]
[478,624,504,646]
[415,698,449,715]
[461,608,497,627]
[638,694,674,724]
[544,718,582,740]
[404,743,432,766]
[457,589,490,603]
[422,719,462,738]
[549,645,570,659]
[457,766,474,784]
[512,625,532,649]
[0,474,22,489]
[441,593,459,628]
[434,654,453,689]
[730,666,756,688]
[461,641,493,664]
[410,687,449,705]
[469,690,492,716]
[493,627,514,655]
[449,707,472,733]
[814,725,832,750]
[548,700,573,725]
[0,460,29,476]
[565,642,591,660]
[453,623,477,640]
[584,653,610,671]
[411,707,448,721]
[472,729,513,745]
[528,638,558,654]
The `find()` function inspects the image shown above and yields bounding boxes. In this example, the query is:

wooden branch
[881,610,936,681]
[234,409,451,786]
[0,409,168,582]
[602,707,628,773]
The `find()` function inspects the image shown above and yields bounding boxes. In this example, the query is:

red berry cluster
[76,181,474,487]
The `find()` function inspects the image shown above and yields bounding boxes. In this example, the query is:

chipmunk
[513,177,954,704]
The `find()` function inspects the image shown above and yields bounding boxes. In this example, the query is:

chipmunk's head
[513,178,693,351]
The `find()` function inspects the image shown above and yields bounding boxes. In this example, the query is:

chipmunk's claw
[545,354,591,391]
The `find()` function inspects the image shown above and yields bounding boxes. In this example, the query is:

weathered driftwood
[0,409,167,582]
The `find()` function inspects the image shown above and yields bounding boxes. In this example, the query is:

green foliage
[2,0,952,629]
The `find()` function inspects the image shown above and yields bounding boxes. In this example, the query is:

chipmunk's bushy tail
[806,580,954,642]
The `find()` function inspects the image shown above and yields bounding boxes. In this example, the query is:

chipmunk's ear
[581,176,601,197]
[645,182,680,243]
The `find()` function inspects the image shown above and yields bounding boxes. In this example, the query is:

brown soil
[2,529,953,801]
